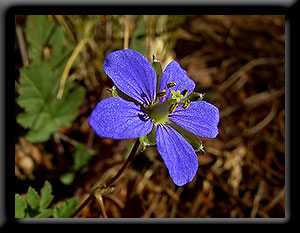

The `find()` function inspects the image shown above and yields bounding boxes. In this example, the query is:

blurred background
[15,15,285,218]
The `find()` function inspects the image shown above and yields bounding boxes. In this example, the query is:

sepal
[184,92,205,102]
[151,55,163,93]
[167,122,204,152]
[139,125,156,149]
[109,85,141,104]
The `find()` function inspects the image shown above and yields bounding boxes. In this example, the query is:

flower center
[147,82,190,124]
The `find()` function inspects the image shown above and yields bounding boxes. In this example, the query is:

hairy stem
[72,139,140,218]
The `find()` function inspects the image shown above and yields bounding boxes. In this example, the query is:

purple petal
[156,124,198,186]
[103,49,156,106]
[159,61,195,100]
[89,97,153,139]
[169,101,220,138]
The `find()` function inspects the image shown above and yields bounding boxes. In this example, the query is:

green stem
[72,139,140,218]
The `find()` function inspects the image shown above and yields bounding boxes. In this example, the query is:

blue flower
[89,49,220,186]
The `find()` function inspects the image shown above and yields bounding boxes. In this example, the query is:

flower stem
[71,193,94,218]
[95,194,107,218]
[72,139,140,218]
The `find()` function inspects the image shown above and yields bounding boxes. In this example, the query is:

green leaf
[26,187,40,210]
[25,121,57,142]
[18,15,84,142]
[60,172,76,185]
[25,15,74,69]
[35,209,53,218]
[16,64,85,143]
[47,25,74,69]
[26,15,56,49]
[72,144,92,172]
[53,199,78,218]
[130,16,147,56]
[15,194,27,218]
[39,181,54,210]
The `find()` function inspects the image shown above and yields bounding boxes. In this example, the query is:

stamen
[182,100,191,109]
[169,102,178,113]
[140,93,151,106]
[157,89,167,98]
[181,89,188,98]
[167,82,177,88]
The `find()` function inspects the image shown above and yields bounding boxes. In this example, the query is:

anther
[182,100,191,109]
[181,89,188,98]
[167,82,177,88]
[157,89,167,98]
[169,102,178,113]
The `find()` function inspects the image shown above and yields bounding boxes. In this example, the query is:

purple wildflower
[89,49,220,186]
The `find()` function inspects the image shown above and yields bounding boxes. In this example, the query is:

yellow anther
[157,89,167,98]
[181,89,188,98]
[169,102,178,113]
[183,100,191,109]
[167,82,177,88]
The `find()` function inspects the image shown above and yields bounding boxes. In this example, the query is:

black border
[4,2,298,229]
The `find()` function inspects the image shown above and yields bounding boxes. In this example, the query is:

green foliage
[72,144,92,171]
[15,180,77,218]
[26,187,40,211]
[53,199,78,218]
[130,16,147,56]
[59,172,76,186]
[15,194,27,218]
[60,143,92,185]
[17,64,85,142]
[39,180,54,210]
[17,15,85,143]
[25,15,74,68]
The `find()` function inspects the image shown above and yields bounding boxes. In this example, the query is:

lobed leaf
[17,64,85,143]
[25,15,74,67]
[15,194,27,218]
[53,199,78,218]
[35,209,53,218]
[39,180,54,210]
[26,187,40,210]
[72,144,92,172]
